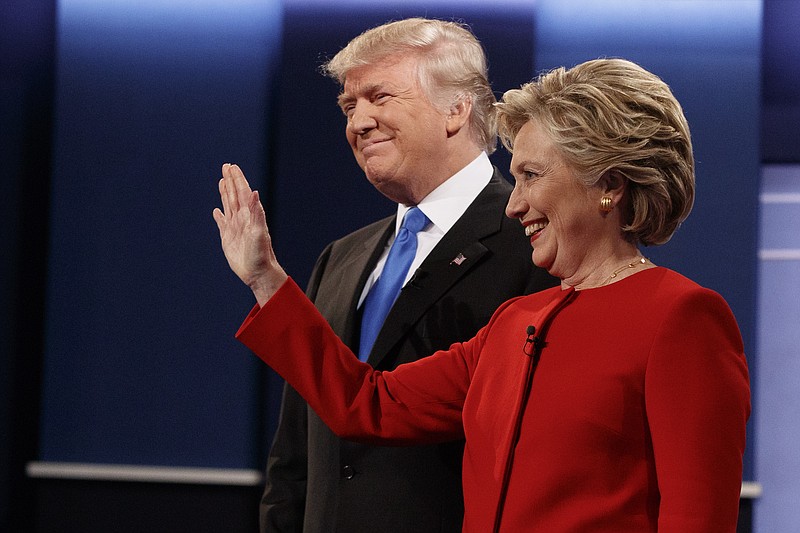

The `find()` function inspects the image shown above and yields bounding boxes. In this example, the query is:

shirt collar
[395,151,493,234]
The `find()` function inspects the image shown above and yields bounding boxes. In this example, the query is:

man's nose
[348,102,377,135]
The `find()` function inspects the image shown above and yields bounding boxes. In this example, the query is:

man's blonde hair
[323,18,497,154]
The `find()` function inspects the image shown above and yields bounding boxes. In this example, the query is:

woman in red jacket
[213,58,750,532]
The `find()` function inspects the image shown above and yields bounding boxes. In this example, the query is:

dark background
[2,0,794,531]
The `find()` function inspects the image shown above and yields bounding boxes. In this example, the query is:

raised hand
[213,163,287,306]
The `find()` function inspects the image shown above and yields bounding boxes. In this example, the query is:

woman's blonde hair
[323,18,497,154]
[497,58,695,246]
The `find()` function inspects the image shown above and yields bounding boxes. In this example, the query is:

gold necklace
[605,256,647,285]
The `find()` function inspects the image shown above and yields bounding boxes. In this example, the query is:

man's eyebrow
[337,83,387,108]
[337,92,355,108]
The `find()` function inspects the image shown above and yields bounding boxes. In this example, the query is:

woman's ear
[597,170,628,214]
[601,169,624,191]
[601,169,627,199]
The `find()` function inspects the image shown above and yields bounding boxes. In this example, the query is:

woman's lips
[525,221,548,239]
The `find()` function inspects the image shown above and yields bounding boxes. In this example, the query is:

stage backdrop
[35,0,759,490]
[37,0,282,469]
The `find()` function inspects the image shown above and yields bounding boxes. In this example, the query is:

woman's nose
[505,183,526,219]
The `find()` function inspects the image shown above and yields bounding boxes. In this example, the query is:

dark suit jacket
[260,170,558,533]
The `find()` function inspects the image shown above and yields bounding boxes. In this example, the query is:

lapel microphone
[522,325,543,356]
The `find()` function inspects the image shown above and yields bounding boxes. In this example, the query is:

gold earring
[600,196,613,213]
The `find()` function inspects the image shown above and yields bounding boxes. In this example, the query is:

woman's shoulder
[488,285,566,319]
[644,267,724,300]
[631,267,737,323]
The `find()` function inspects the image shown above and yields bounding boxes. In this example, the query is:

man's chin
[368,178,414,205]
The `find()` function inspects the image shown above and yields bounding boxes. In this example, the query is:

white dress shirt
[357,152,494,308]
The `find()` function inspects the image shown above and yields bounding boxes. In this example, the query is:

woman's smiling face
[505,120,608,282]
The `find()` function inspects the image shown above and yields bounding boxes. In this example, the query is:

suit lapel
[366,171,511,367]
[314,217,395,347]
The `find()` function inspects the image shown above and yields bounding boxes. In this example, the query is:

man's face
[338,55,452,205]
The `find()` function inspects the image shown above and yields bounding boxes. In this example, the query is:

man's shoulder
[470,167,513,204]
[330,214,394,246]
[314,214,394,265]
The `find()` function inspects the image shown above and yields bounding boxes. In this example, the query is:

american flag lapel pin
[450,253,467,266]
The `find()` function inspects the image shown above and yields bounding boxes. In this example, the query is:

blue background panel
[38,0,282,467]
[756,259,800,532]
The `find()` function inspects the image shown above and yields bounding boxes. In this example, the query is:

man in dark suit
[258,18,557,533]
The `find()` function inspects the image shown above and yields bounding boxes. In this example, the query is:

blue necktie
[358,207,429,362]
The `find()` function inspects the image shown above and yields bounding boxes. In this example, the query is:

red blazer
[237,267,750,532]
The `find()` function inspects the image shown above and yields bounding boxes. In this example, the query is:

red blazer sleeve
[645,286,751,532]
[236,277,479,445]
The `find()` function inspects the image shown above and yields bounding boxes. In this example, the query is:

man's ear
[446,95,472,135]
